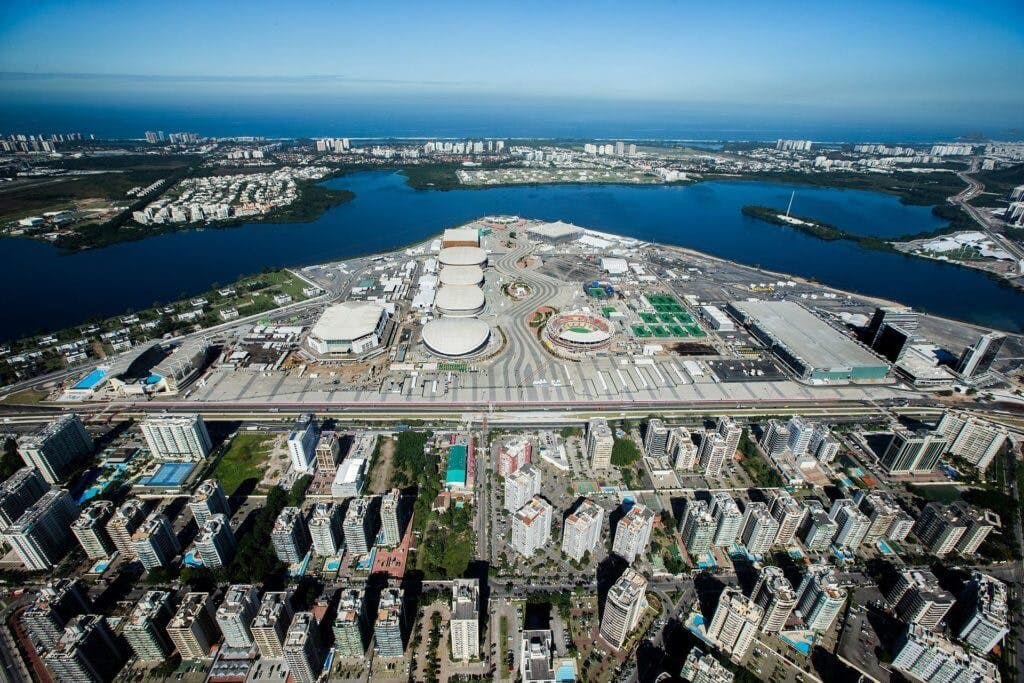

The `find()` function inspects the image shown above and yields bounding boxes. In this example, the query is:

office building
[21,579,91,650]
[520,630,556,682]
[644,419,670,457]
[315,432,342,473]
[866,306,919,346]
[450,578,480,661]
[505,463,542,513]
[216,584,260,649]
[287,414,320,473]
[4,488,78,570]
[333,587,368,658]
[796,565,846,632]
[497,437,532,477]
[195,513,236,568]
[798,501,838,552]
[753,566,798,632]
[680,647,734,683]
[379,488,404,547]
[141,413,212,460]
[44,615,122,683]
[133,512,180,569]
[561,498,603,563]
[710,492,742,546]
[167,592,219,660]
[892,625,999,683]
[71,500,115,559]
[309,502,344,556]
[17,414,93,484]
[886,569,954,629]
[512,496,553,557]
[681,499,716,556]
[957,572,1009,654]
[0,466,48,531]
[706,587,763,662]
[739,502,779,555]
[600,568,648,649]
[937,412,1009,471]
[670,427,698,470]
[830,499,870,550]
[107,498,148,560]
[956,332,1006,378]
[124,590,175,663]
[272,506,311,563]
[284,612,322,683]
[880,428,948,474]
[586,418,614,469]
[769,490,805,547]
[697,433,728,477]
[374,587,406,658]
[612,504,655,564]
[252,591,293,659]
[343,496,379,555]
[188,479,230,528]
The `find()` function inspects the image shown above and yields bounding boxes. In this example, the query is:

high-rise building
[124,590,175,663]
[670,427,698,470]
[957,572,1009,654]
[379,488,404,547]
[600,568,648,649]
[769,491,805,547]
[315,432,342,473]
[252,591,294,659]
[786,416,814,458]
[892,625,999,683]
[188,479,230,528]
[374,587,406,658]
[272,506,311,563]
[342,496,379,555]
[333,587,367,658]
[644,419,670,457]
[830,499,870,550]
[17,414,93,484]
[4,488,79,570]
[739,502,780,555]
[497,437,532,477]
[107,497,148,559]
[612,504,655,564]
[914,501,997,557]
[216,584,260,649]
[936,411,1009,471]
[309,502,344,556]
[561,498,603,562]
[872,323,915,362]
[680,647,734,683]
[697,433,728,478]
[505,463,542,513]
[520,630,557,682]
[141,413,212,460]
[710,492,742,547]
[287,414,320,473]
[880,428,948,474]
[808,425,839,463]
[886,569,954,630]
[716,417,743,459]
[855,492,902,545]
[195,513,236,568]
[450,578,480,661]
[512,496,553,557]
[284,612,322,683]
[706,587,763,662]
[0,466,48,531]
[795,565,846,632]
[167,592,219,660]
[45,615,123,683]
[865,306,918,347]
[681,499,716,556]
[586,419,614,469]
[71,499,116,559]
[132,512,180,569]
[956,332,1006,378]
[21,579,91,650]
[761,420,790,458]
[753,566,797,632]
[797,500,837,552]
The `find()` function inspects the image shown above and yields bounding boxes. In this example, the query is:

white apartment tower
[612,504,655,564]
[707,587,763,662]
[284,612,322,683]
[450,578,480,661]
[4,488,79,571]
[342,496,379,555]
[697,433,728,478]
[252,591,294,659]
[309,502,344,556]
[586,418,614,469]
[195,513,236,568]
[272,506,311,563]
[669,427,698,470]
[512,496,553,557]
[680,499,716,556]
[561,498,603,563]
[710,492,743,547]
[644,419,670,457]
[71,499,116,559]
[141,413,212,460]
[600,568,648,650]
[504,463,542,513]
[796,565,846,632]
[379,488,404,547]
[287,414,320,473]
[167,592,219,660]
[17,414,93,483]
[216,584,261,649]
[123,590,174,663]
[188,479,230,528]
[753,566,798,632]
[769,490,805,547]
[739,502,780,555]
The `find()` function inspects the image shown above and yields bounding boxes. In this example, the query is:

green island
[741,204,896,251]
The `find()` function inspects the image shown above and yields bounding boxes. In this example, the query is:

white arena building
[422,318,491,358]
[438,265,485,286]
[438,246,487,267]
[306,302,390,355]
[434,285,486,317]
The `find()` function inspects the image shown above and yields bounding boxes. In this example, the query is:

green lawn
[213,434,274,494]
[910,484,962,504]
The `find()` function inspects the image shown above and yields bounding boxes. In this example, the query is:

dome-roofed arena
[544,312,613,352]
[422,318,491,357]
[434,285,485,317]
[438,265,484,286]
[438,246,487,267]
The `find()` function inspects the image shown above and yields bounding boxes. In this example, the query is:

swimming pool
[555,662,577,682]
[142,462,195,487]
[183,551,204,568]
[877,539,895,555]
[72,367,108,390]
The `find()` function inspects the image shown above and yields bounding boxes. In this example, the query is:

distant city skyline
[1,0,1022,132]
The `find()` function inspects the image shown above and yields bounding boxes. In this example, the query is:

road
[1004,445,1024,681]
[951,162,1024,264]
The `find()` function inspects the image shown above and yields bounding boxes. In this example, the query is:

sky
[1,0,1022,135]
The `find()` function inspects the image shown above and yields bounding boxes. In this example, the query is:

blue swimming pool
[142,462,195,487]
[72,367,108,390]
[555,662,576,682]
[144,373,163,385]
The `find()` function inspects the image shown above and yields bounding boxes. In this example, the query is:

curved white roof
[438,265,484,286]
[434,285,485,314]
[422,318,490,357]
[310,302,386,341]
[438,246,487,266]
[559,328,612,344]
